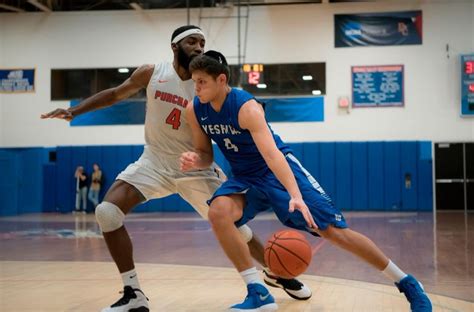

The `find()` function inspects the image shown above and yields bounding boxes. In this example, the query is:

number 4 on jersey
[166,108,181,130]
[223,138,239,152]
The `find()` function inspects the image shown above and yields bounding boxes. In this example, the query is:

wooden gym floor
[0,211,472,311]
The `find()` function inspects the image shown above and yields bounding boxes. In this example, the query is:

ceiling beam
[0,4,25,12]
[27,0,53,12]
[129,2,143,10]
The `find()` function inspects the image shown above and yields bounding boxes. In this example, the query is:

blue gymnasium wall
[0,141,433,216]
[0,148,50,216]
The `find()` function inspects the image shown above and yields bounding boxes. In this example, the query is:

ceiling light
[312,90,321,95]
[257,84,267,89]
[27,0,52,12]
[302,75,313,81]
[118,68,130,73]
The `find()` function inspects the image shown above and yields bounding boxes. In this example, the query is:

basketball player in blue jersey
[181,50,432,312]
[41,26,310,312]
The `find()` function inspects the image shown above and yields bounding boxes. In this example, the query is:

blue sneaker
[395,275,432,312]
[230,283,278,311]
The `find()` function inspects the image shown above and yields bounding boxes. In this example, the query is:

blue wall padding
[367,143,385,210]
[0,148,49,216]
[351,142,368,210]
[0,141,433,216]
[320,143,336,201]
[335,143,352,211]
[56,146,72,213]
[384,142,402,210]
[401,142,418,210]
[42,163,56,212]
[417,142,433,210]
[0,150,19,216]
[302,143,320,180]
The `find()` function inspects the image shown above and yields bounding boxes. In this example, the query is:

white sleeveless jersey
[117,61,224,208]
[144,61,195,159]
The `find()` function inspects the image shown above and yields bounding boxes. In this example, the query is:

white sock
[382,260,408,283]
[121,269,140,289]
[240,267,265,286]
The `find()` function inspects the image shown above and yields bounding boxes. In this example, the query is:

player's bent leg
[208,195,253,271]
[317,226,389,270]
[238,224,253,243]
[98,180,145,272]
[209,196,277,311]
[319,226,431,311]
[97,180,149,312]
[96,202,125,233]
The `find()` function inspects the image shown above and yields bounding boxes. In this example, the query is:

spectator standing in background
[88,163,102,208]
[74,166,88,214]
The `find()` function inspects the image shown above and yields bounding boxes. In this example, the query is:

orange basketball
[264,229,312,279]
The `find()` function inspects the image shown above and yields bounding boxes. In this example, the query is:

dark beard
[177,45,193,70]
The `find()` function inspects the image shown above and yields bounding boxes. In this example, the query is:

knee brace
[238,224,253,243]
[95,201,125,233]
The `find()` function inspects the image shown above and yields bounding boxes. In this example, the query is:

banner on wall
[70,97,324,126]
[352,65,404,107]
[0,69,35,93]
[262,97,324,122]
[70,100,146,126]
[335,11,422,48]
[461,54,474,116]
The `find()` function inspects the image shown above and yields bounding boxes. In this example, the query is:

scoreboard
[242,64,264,85]
[461,54,474,116]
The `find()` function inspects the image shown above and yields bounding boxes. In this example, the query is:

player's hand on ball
[289,197,318,230]
[180,152,200,171]
[40,108,74,121]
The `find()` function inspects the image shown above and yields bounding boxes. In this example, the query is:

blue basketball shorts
[208,154,348,235]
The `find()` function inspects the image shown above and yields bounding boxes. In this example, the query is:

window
[229,62,325,96]
[51,62,326,100]
[51,68,145,100]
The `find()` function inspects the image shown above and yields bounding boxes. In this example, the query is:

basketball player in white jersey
[41,25,311,312]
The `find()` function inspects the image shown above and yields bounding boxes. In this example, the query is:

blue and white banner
[352,65,404,107]
[70,100,146,126]
[0,69,35,93]
[70,96,324,126]
[461,54,474,116]
[263,97,324,122]
[335,11,422,48]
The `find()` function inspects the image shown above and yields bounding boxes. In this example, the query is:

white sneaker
[263,269,312,300]
[101,286,149,312]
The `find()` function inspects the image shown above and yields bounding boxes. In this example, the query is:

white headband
[172,28,205,44]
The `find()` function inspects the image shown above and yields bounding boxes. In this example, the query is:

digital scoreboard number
[242,64,264,85]
[461,54,474,116]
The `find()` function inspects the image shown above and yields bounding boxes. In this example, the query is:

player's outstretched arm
[180,102,214,171]
[239,100,318,230]
[40,64,154,121]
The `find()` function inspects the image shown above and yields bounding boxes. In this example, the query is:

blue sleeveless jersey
[193,88,291,177]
